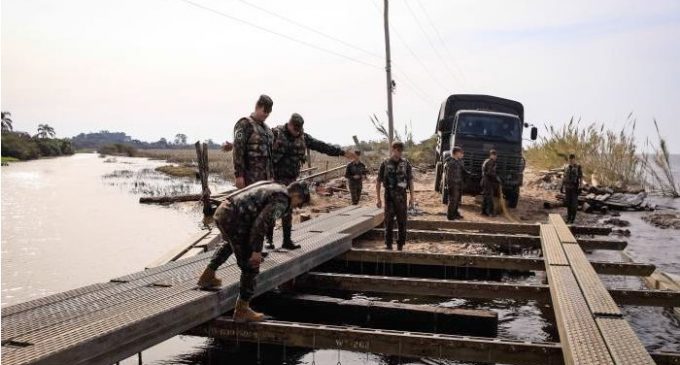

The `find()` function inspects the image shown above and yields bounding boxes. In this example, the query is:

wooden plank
[563,244,622,316]
[337,249,655,276]
[595,317,655,364]
[145,230,217,269]
[187,318,564,365]
[549,214,578,244]
[252,293,498,337]
[408,219,612,236]
[298,272,680,307]
[360,229,627,251]
[545,266,614,365]
[540,224,569,266]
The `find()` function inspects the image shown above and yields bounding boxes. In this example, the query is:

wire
[415,0,471,88]
[235,0,383,60]
[177,0,382,70]
[404,0,464,87]
[369,0,449,93]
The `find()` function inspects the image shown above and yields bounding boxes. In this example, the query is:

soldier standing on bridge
[233,95,274,189]
[561,154,583,224]
[481,149,500,217]
[197,181,311,322]
[264,113,356,250]
[376,141,414,251]
[445,146,470,220]
[345,150,368,205]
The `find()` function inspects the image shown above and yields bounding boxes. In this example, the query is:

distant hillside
[70,131,219,150]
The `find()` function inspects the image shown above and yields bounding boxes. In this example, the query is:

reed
[641,120,679,197]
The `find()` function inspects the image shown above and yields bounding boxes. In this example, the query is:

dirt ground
[289,166,594,254]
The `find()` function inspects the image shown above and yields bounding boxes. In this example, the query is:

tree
[35,124,56,139]
[1,111,13,132]
[174,133,188,145]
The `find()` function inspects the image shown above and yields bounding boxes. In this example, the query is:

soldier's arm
[233,119,250,178]
[345,164,352,179]
[376,162,385,205]
[248,197,289,252]
[303,133,345,157]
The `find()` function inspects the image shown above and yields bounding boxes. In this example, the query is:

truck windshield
[456,114,521,142]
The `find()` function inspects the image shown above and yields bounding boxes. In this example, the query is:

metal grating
[563,244,622,317]
[546,266,615,365]
[549,214,578,244]
[595,317,655,365]
[540,224,569,266]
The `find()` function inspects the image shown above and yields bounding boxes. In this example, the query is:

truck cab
[434,94,537,208]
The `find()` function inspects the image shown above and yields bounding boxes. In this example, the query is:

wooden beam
[187,318,564,365]
[298,272,680,307]
[408,219,612,236]
[336,249,655,276]
[251,293,498,337]
[360,229,627,251]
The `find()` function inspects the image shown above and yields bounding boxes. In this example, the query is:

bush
[525,118,644,189]
[1,132,40,160]
[97,143,138,157]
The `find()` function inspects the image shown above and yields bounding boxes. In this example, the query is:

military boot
[281,239,301,250]
[265,239,275,250]
[233,298,266,323]
[197,268,221,289]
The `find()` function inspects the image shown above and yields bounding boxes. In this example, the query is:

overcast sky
[2,0,679,152]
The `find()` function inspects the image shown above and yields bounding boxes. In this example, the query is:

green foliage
[2,111,13,132]
[1,132,73,160]
[97,143,138,157]
[525,117,644,189]
[641,120,679,197]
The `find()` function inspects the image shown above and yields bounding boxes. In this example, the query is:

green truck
[433,94,537,208]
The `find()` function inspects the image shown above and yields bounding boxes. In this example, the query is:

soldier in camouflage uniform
[197,181,311,322]
[376,141,415,251]
[481,149,500,217]
[265,113,355,250]
[445,146,470,220]
[233,95,274,189]
[345,150,367,205]
[560,154,583,224]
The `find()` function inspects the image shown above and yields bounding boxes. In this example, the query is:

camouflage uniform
[208,181,291,301]
[378,158,413,250]
[481,158,500,216]
[562,163,583,223]
[345,160,367,205]
[445,157,469,219]
[233,115,274,186]
[266,123,344,245]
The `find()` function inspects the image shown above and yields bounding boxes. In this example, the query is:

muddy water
[1,153,679,364]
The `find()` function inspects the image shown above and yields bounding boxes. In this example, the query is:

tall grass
[524,117,645,189]
[641,120,679,197]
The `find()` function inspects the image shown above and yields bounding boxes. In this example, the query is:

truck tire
[434,162,443,192]
[505,186,520,208]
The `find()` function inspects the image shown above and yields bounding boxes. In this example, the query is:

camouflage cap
[288,181,311,205]
[256,94,273,112]
[289,113,304,131]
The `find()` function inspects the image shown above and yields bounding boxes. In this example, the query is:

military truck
[433,94,537,208]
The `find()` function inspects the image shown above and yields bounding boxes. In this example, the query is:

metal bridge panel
[549,214,578,244]
[595,317,655,365]
[540,224,569,266]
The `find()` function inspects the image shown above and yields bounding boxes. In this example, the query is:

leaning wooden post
[195,141,211,216]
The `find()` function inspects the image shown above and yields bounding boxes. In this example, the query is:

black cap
[569,154,576,159]
[452,146,463,154]
[256,94,273,113]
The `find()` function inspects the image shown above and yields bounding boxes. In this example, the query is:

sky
[2,0,680,152]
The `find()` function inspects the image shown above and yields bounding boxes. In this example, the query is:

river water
[1,153,678,364]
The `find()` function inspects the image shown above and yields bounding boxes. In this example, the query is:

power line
[177,0,382,70]
[235,0,383,60]
[369,0,449,94]
[403,0,464,87]
[414,0,470,88]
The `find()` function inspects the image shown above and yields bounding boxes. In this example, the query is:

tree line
[1,111,74,161]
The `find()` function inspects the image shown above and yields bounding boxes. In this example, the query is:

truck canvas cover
[436,94,524,133]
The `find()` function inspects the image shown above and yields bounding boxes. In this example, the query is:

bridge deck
[544,215,654,365]
[1,205,382,365]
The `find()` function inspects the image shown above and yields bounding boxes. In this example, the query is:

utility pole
[383,0,395,147]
